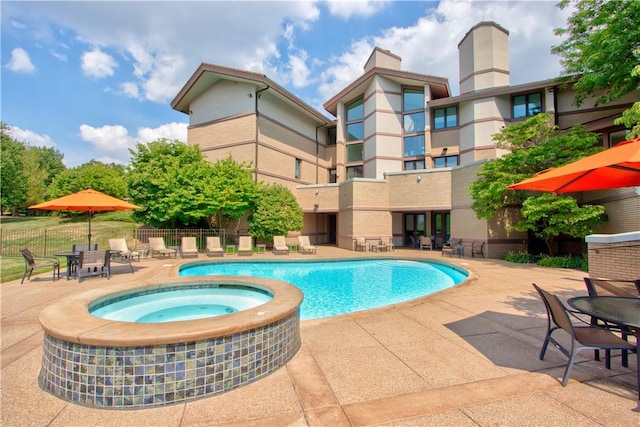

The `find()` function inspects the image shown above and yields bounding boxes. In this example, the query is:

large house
[171,21,639,258]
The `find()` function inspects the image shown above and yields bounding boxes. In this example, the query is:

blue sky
[1,1,571,167]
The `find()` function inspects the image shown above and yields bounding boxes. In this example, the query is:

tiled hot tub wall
[39,310,300,409]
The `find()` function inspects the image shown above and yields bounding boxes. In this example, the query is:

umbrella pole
[88,210,92,248]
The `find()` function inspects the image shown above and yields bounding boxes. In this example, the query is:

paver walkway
[1,246,638,426]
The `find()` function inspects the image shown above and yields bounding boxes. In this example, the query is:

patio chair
[272,236,290,255]
[419,236,432,251]
[471,241,485,258]
[409,235,420,248]
[298,235,317,254]
[180,237,199,258]
[108,249,135,274]
[532,283,635,386]
[442,239,462,257]
[109,238,140,261]
[76,250,109,283]
[238,236,253,256]
[205,236,224,257]
[19,248,60,284]
[380,238,394,252]
[583,277,639,367]
[148,237,177,258]
[355,237,367,252]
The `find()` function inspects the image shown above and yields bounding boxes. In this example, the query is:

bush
[502,252,540,264]
[537,255,588,271]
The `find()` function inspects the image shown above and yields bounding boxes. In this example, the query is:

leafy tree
[23,145,65,206]
[470,114,607,254]
[613,47,640,138]
[47,160,127,199]
[248,183,303,242]
[553,0,640,107]
[208,156,258,229]
[0,124,27,214]
[511,193,606,254]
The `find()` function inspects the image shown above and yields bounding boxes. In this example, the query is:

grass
[1,212,140,283]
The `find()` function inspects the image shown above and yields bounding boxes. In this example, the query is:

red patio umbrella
[29,189,141,247]
[507,137,640,193]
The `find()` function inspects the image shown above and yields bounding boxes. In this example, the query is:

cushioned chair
[355,237,367,252]
[205,236,224,257]
[19,248,60,284]
[442,239,462,257]
[298,235,317,254]
[532,283,635,386]
[109,238,140,261]
[272,236,290,255]
[76,250,109,283]
[238,236,253,256]
[419,236,432,251]
[148,237,177,258]
[180,237,199,258]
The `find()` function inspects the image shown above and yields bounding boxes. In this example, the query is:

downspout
[315,124,324,184]
[254,85,270,183]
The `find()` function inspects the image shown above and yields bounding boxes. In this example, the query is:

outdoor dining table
[54,250,121,280]
[567,296,640,410]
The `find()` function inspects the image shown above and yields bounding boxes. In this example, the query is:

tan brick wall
[588,242,640,281]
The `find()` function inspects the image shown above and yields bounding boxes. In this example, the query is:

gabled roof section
[171,63,333,125]
[322,67,450,116]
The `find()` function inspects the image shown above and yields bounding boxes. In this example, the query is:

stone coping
[586,231,640,244]
[38,276,304,347]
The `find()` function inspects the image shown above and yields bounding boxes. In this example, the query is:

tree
[208,156,258,229]
[553,0,640,107]
[47,160,127,199]
[613,47,640,138]
[470,114,607,254]
[0,124,27,214]
[248,183,303,242]
[23,145,65,207]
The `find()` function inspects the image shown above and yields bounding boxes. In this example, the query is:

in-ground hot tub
[38,277,303,409]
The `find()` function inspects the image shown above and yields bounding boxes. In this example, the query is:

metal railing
[0,228,226,257]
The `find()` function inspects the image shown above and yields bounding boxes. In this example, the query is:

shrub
[536,255,588,271]
[502,252,540,264]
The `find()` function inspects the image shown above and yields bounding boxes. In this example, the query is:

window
[346,165,363,179]
[346,98,364,142]
[403,112,425,133]
[294,158,301,179]
[329,169,338,183]
[403,89,423,110]
[327,127,337,145]
[433,107,457,129]
[347,98,364,121]
[404,135,425,157]
[434,155,458,168]
[346,122,364,141]
[608,129,630,147]
[512,93,542,119]
[346,143,363,162]
[404,159,425,170]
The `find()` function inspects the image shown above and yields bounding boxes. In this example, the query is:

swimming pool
[180,258,468,320]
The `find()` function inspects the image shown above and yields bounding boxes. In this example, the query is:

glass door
[431,211,450,249]
[404,213,425,246]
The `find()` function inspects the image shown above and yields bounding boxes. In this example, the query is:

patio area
[2,246,638,426]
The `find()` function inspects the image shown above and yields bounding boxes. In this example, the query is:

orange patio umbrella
[29,188,141,247]
[507,137,640,193]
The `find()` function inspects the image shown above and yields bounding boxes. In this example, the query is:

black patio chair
[19,248,60,284]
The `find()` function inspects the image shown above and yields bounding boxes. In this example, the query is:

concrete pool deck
[2,246,638,425]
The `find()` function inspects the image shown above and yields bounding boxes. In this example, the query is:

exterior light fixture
[417,175,422,183]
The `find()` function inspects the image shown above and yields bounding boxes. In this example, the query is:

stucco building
[171,21,639,257]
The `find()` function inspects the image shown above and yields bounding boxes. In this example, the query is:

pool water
[180,259,467,320]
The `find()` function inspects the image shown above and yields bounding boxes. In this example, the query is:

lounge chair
[180,237,199,258]
[532,283,635,386]
[19,248,60,284]
[471,241,485,258]
[238,236,253,256]
[272,236,290,255]
[205,236,224,257]
[419,236,432,251]
[298,235,317,254]
[148,237,177,258]
[583,278,640,367]
[355,237,366,251]
[442,239,462,257]
[77,250,110,283]
[109,238,140,261]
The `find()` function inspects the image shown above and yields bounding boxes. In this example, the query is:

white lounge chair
[238,236,253,256]
[109,238,140,261]
[180,237,199,258]
[148,237,177,258]
[298,236,316,254]
[272,236,290,255]
[205,236,224,257]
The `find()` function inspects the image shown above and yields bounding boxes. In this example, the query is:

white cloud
[288,50,313,88]
[9,126,55,148]
[5,48,35,73]
[81,48,117,78]
[120,81,139,98]
[79,122,188,164]
[326,0,390,19]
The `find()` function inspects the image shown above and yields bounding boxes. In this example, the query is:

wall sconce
[442,147,448,155]
[416,175,422,183]
[248,93,253,98]
[315,189,319,195]
[336,172,340,177]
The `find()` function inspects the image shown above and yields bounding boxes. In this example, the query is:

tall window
[434,155,458,168]
[294,158,301,179]
[403,88,426,171]
[512,93,542,119]
[346,98,364,142]
[329,169,338,183]
[346,165,363,179]
[327,127,337,145]
[433,106,457,129]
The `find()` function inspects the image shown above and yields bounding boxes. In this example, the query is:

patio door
[431,211,450,249]
[404,213,425,246]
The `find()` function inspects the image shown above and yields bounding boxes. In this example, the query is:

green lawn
[1,212,140,283]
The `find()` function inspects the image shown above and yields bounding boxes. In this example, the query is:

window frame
[433,106,458,130]
[512,92,542,119]
[433,155,459,168]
